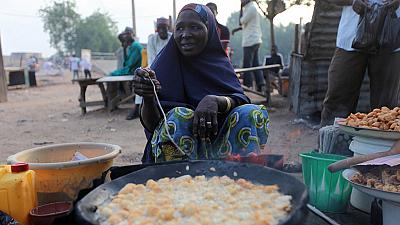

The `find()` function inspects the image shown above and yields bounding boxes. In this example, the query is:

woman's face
[174,10,208,57]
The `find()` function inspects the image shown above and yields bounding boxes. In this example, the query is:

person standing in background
[27,56,38,87]
[80,58,92,79]
[206,2,231,54]
[265,45,284,80]
[147,18,172,65]
[232,0,265,93]
[130,17,173,120]
[320,0,400,126]
[70,54,80,81]
[264,45,284,104]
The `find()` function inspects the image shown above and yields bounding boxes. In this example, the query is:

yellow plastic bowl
[7,142,121,204]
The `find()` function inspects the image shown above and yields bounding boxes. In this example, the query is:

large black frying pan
[75,160,309,225]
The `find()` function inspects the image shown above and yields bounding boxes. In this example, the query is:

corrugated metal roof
[305,0,342,60]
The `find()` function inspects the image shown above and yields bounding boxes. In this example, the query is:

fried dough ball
[344,107,400,131]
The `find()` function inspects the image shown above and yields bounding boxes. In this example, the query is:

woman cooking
[133,3,269,163]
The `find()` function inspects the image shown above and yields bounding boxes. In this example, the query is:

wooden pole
[131,0,137,37]
[298,17,303,55]
[0,33,7,102]
[168,15,173,32]
[294,24,300,54]
[172,0,177,28]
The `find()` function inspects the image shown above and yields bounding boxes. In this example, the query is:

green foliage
[255,0,312,46]
[258,0,312,10]
[39,0,80,54]
[227,11,295,67]
[265,0,286,20]
[75,12,120,54]
[40,1,120,55]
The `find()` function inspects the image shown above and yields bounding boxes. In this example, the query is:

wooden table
[92,66,284,111]
[73,78,107,115]
[96,76,134,112]
[234,64,281,104]
[97,75,134,83]
[234,64,281,74]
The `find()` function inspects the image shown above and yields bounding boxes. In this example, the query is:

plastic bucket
[7,142,121,205]
[300,152,352,212]
[350,136,393,156]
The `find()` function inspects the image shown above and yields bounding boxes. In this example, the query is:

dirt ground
[0,71,318,165]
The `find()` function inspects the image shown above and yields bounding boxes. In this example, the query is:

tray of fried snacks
[343,167,400,202]
[338,107,400,140]
[343,155,400,200]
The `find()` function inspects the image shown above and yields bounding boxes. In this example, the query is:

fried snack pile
[351,166,400,193]
[344,107,400,131]
[97,175,292,225]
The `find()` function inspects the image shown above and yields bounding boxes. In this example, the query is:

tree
[256,0,285,47]
[74,12,120,54]
[39,1,80,54]
[255,0,312,47]
[40,1,120,55]
[227,11,295,67]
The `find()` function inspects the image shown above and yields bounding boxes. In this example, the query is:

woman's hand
[132,68,161,100]
[193,95,219,141]
[133,68,162,132]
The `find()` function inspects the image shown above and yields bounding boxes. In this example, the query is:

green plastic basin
[299,152,352,213]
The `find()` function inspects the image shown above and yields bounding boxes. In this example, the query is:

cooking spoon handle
[307,204,340,225]
[327,151,391,173]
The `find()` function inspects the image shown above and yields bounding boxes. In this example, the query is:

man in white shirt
[80,58,92,79]
[233,0,265,92]
[70,54,80,80]
[131,17,172,119]
[147,18,172,65]
[321,0,400,126]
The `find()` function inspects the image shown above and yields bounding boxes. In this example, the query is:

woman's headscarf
[150,3,250,111]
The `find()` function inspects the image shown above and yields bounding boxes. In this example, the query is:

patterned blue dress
[150,104,269,162]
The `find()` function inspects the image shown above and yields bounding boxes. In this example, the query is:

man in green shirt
[109,28,143,119]
[111,28,142,76]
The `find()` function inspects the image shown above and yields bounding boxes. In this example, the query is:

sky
[0,0,314,57]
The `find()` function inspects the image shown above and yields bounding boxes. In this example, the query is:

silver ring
[206,121,212,126]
